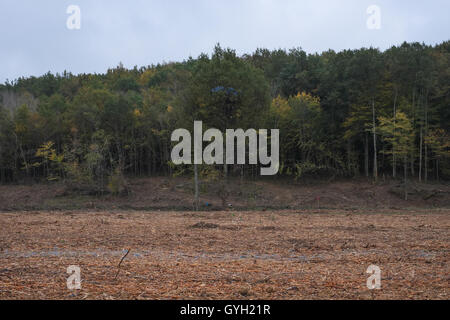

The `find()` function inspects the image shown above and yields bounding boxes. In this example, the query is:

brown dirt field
[0,209,448,300]
[0,177,449,212]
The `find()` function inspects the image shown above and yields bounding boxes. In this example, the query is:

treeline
[0,41,449,190]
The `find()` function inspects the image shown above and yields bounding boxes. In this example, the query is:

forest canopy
[0,41,449,190]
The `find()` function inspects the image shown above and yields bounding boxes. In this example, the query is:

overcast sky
[0,0,449,83]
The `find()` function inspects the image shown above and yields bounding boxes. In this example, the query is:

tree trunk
[346,139,352,174]
[365,132,369,177]
[424,91,428,183]
[14,132,29,177]
[411,88,416,177]
[194,163,199,211]
[436,159,439,182]
[223,164,228,179]
[0,144,3,183]
[424,144,428,182]
[419,125,423,181]
[393,89,397,178]
[372,99,378,180]
[404,155,408,201]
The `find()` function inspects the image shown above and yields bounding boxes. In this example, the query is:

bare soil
[0,209,448,299]
[0,177,449,211]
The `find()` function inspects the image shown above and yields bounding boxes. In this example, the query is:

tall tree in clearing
[378,111,415,199]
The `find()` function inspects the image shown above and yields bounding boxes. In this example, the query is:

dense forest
[0,41,449,193]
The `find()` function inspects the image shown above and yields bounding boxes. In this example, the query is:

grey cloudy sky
[0,0,449,83]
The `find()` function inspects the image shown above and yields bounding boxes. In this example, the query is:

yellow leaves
[272,92,321,119]
[35,141,65,163]
[36,141,55,158]
[289,92,321,113]
[133,109,142,117]
[271,92,322,132]
[167,105,174,113]
[378,111,414,157]
[49,151,64,163]
[138,69,156,87]
[425,129,450,158]
[271,95,291,117]
[294,91,320,104]
[15,123,26,134]
[33,141,64,180]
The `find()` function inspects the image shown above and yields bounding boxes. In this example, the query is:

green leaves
[0,41,449,183]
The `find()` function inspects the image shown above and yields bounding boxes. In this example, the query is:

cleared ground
[0,209,448,299]
[1,178,449,212]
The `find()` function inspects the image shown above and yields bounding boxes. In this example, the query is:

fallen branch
[114,248,131,280]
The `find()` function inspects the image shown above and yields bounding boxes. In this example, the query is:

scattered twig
[114,248,131,280]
